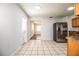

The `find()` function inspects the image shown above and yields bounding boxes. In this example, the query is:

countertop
[66,36,79,40]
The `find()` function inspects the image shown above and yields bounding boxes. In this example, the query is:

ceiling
[19,3,74,21]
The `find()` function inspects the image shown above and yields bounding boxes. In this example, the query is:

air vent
[49,17,53,18]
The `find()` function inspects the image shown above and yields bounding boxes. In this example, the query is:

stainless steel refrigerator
[53,22,68,43]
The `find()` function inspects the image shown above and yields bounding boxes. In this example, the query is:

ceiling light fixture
[67,6,74,11]
[35,6,40,10]
[49,17,53,18]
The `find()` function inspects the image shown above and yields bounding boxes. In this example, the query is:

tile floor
[15,36,67,56]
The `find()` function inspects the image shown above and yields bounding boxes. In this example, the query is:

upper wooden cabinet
[74,3,79,16]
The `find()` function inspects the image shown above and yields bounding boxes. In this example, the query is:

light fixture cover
[35,6,40,9]
[67,6,74,11]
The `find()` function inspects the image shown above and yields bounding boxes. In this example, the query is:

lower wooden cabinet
[67,37,79,56]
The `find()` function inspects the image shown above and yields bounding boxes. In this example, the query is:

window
[22,18,27,32]
[36,25,41,32]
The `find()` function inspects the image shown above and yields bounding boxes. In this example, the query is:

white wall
[0,4,31,56]
[41,15,77,40]
[27,18,32,40]
[41,18,56,40]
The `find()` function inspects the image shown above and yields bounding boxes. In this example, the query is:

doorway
[31,21,41,40]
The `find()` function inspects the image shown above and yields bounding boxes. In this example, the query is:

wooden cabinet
[76,18,79,26]
[74,3,79,16]
[72,17,79,27]
[73,3,79,27]
[72,18,77,27]
[67,37,79,56]
[69,31,77,36]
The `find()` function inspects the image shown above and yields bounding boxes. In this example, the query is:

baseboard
[41,39,53,40]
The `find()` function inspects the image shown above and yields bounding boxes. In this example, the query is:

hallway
[15,36,67,56]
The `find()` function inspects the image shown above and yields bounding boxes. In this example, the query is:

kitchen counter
[66,36,79,40]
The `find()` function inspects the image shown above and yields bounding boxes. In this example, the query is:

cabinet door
[67,38,79,56]
[72,19,77,27]
[74,3,79,16]
[76,19,79,27]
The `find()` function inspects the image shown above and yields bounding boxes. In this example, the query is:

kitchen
[67,3,79,56]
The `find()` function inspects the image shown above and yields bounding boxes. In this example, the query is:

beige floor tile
[23,54,31,56]
[26,47,33,51]
[15,54,24,56]
[50,51,57,55]
[44,51,50,55]
[44,54,51,56]
[48,48,54,51]
[30,54,38,56]
[21,48,28,51]
[31,51,37,54]
[37,51,44,55]
[38,48,43,50]
[18,51,25,54]
[24,51,32,55]
[43,48,49,50]
[32,48,38,50]
[37,53,45,56]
